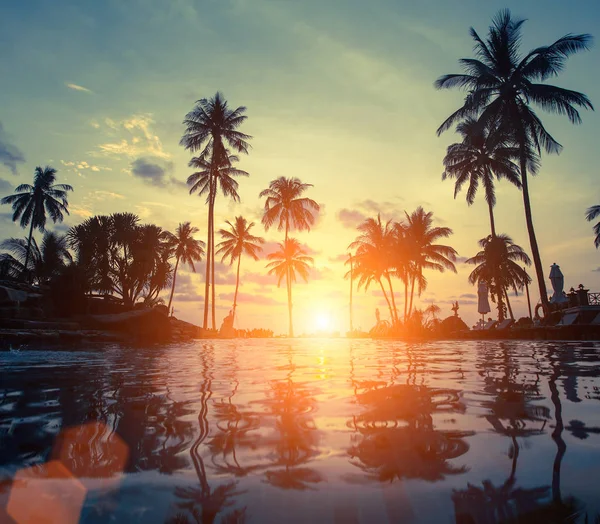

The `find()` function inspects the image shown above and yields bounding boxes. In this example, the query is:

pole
[524,266,533,320]
[349,253,354,334]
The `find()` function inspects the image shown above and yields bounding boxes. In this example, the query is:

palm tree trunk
[404,277,408,323]
[288,268,293,338]
[497,290,505,322]
[408,275,415,318]
[505,288,514,320]
[349,254,353,333]
[167,256,180,314]
[203,202,212,329]
[549,362,565,503]
[232,255,241,324]
[488,201,497,238]
[23,219,35,281]
[378,279,394,322]
[384,272,398,325]
[211,197,216,330]
[520,153,550,315]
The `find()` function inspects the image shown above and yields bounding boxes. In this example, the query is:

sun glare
[315,312,331,332]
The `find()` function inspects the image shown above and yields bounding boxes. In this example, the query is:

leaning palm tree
[181,92,252,330]
[585,205,600,248]
[349,215,398,324]
[404,207,457,317]
[442,117,521,237]
[435,9,594,315]
[165,222,206,313]
[466,234,531,321]
[216,216,264,323]
[266,238,313,337]
[1,166,73,277]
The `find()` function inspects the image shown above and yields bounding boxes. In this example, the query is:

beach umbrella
[478,281,491,324]
[549,263,568,304]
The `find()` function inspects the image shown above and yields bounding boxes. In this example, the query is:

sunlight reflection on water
[1,339,600,523]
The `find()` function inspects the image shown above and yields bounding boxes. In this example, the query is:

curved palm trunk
[549,363,565,503]
[23,219,35,281]
[384,272,398,325]
[349,255,353,333]
[378,279,394,323]
[403,277,408,323]
[520,153,549,315]
[288,271,293,338]
[408,275,416,318]
[232,255,242,324]
[497,289,505,322]
[167,256,180,314]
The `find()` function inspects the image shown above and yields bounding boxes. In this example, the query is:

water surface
[1,340,600,523]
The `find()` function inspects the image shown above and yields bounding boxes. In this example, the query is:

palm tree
[1,166,73,277]
[260,177,320,333]
[0,232,72,285]
[435,9,593,314]
[266,238,313,337]
[404,207,457,316]
[216,216,264,323]
[442,117,521,237]
[349,215,398,324]
[180,92,252,330]
[187,153,248,329]
[165,222,205,314]
[466,234,531,321]
[585,205,600,248]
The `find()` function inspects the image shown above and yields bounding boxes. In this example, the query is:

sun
[315,312,331,332]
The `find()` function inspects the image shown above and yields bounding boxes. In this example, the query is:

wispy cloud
[0,121,25,175]
[60,159,112,177]
[93,114,170,160]
[65,82,93,94]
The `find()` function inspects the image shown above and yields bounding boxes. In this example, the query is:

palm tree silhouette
[166,222,206,314]
[585,205,600,248]
[0,232,72,285]
[1,166,73,278]
[466,234,531,321]
[260,177,319,336]
[215,216,264,324]
[181,93,251,330]
[404,207,457,317]
[265,238,313,337]
[349,215,398,324]
[442,117,521,237]
[436,9,593,314]
[187,153,249,330]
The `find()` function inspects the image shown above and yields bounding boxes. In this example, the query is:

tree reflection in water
[169,344,247,524]
[348,372,473,482]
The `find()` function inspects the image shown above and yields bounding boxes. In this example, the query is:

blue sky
[1,0,599,332]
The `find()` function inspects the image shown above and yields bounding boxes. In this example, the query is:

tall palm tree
[216,216,264,323]
[180,92,252,330]
[585,205,600,248]
[466,234,531,321]
[349,215,399,324]
[0,232,72,285]
[442,117,522,237]
[404,207,457,317]
[260,177,320,332]
[1,166,73,277]
[165,222,206,314]
[188,153,248,329]
[435,9,593,314]
[266,238,313,337]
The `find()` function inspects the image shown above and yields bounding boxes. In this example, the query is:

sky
[1,0,600,335]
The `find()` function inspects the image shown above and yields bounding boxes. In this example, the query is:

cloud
[0,178,13,193]
[70,205,93,218]
[94,114,170,160]
[329,253,351,263]
[244,271,277,286]
[456,256,470,264]
[460,293,477,299]
[336,209,366,229]
[0,122,25,175]
[129,156,186,189]
[166,272,205,302]
[89,190,124,201]
[593,267,600,273]
[311,266,335,281]
[61,159,112,177]
[65,82,93,94]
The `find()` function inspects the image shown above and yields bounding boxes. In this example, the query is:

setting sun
[314,311,331,332]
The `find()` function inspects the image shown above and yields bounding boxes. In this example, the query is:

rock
[83,308,172,342]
